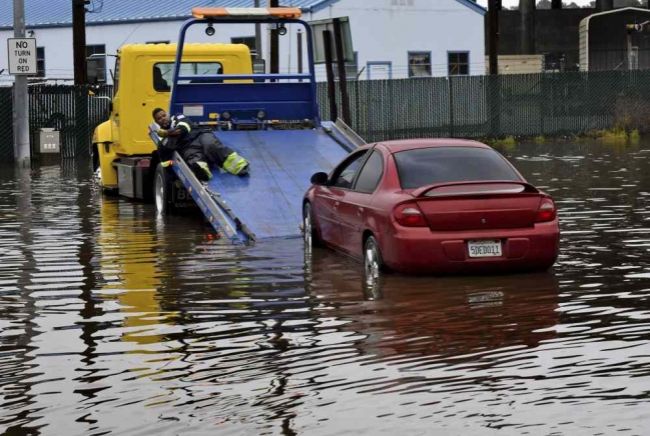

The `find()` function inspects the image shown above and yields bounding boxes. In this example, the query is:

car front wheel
[363,235,384,285]
[303,202,321,248]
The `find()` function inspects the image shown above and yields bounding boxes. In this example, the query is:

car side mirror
[310,172,328,185]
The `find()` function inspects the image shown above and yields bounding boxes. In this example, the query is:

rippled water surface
[1,142,650,435]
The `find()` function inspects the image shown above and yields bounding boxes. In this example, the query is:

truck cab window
[153,62,223,91]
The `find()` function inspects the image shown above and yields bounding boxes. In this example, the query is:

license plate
[468,240,502,258]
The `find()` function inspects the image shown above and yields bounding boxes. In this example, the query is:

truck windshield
[153,62,223,91]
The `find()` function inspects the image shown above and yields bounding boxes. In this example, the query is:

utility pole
[487,0,501,137]
[72,0,87,84]
[488,0,500,75]
[596,0,613,11]
[13,0,30,166]
[269,0,279,74]
[520,0,535,54]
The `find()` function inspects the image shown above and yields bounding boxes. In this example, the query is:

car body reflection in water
[305,245,560,362]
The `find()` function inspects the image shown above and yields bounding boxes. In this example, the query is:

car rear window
[394,146,522,189]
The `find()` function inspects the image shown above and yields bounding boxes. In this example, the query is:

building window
[408,51,431,77]
[36,47,45,77]
[448,51,469,76]
[367,62,392,80]
[86,44,106,84]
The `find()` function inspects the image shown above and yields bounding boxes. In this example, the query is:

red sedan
[303,139,559,277]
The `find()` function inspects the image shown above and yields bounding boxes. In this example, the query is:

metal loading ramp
[204,128,351,241]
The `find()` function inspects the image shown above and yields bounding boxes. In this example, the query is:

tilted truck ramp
[203,128,352,241]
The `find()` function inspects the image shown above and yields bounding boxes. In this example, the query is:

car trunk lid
[410,181,543,231]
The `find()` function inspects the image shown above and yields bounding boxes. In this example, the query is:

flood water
[0,141,649,435]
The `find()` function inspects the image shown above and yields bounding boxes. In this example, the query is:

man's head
[152,108,170,128]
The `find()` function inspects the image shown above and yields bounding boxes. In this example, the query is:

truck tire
[154,163,173,214]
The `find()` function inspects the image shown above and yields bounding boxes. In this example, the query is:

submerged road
[0,141,649,434]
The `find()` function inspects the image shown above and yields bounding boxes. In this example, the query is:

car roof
[370,138,491,154]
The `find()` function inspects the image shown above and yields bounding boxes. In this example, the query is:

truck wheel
[91,144,102,185]
[154,164,172,214]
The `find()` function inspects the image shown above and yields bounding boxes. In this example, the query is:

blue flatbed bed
[169,123,359,243]
[165,10,364,244]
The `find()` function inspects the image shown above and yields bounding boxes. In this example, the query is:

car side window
[331,151,368,189]
[354,150,384,193]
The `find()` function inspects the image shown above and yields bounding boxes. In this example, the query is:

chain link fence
[318,70,650,143]
[29,84,113,158]
[0,84,112,162]
[1,72,649,161]
[0,87,13,160]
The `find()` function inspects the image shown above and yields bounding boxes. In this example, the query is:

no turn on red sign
[7,38,37,75]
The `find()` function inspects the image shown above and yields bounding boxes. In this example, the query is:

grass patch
[582,127,641,147]
[488,135,517,151]
[533,135,546,144]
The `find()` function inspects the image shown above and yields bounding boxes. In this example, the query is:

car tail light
[535,197,556,223]
[394,203,428,227]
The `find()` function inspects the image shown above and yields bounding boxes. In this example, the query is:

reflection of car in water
[306,247,560,359]
[303,139,560,277]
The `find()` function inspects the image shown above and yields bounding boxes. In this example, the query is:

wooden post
[72,0,87,84]
[323,30,338,122]
[488,0,500,75]
[269,0,279,74]
[333,18,351,124]
[519,0,535,54]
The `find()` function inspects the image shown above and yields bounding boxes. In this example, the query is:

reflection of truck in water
[93,8,362,245]
[91,43,253,200]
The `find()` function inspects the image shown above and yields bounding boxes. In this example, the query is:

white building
[0,0,485,84]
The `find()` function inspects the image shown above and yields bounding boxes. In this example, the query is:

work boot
[223,152,250,176]
[194,161,213,181]
[237,163,250,177]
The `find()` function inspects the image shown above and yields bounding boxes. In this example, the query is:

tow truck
[93,7,364,244]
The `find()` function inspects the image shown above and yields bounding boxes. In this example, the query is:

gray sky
[476,0,592,7]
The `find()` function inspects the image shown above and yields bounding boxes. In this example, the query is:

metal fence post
[449,75,454,138]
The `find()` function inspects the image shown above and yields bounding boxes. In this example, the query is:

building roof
[0,0,330,29]
[1,0,485,29]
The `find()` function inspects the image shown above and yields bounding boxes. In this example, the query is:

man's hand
[156,129,168,138]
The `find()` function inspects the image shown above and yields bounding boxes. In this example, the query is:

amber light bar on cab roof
[192,7,302,20]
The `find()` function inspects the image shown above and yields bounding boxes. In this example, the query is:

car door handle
[334,201,340,208]
[357,207,364,216]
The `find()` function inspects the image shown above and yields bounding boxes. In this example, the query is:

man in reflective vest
[152,108,250,180]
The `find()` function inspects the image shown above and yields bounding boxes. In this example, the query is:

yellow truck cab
[92,43,253,198]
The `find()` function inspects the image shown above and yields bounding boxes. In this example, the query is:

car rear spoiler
[411,180,540,198]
